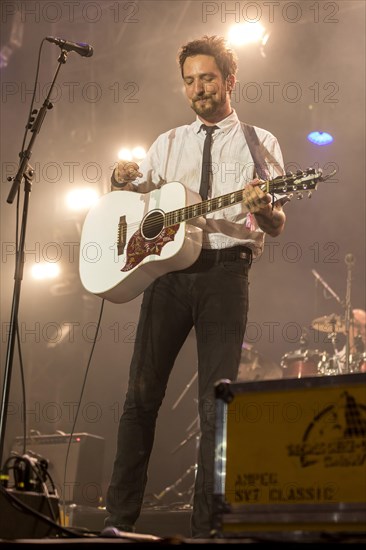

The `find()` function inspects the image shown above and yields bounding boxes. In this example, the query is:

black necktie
[199,124,218,200]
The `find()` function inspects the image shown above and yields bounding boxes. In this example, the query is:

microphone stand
[312,262,355,374]
[311,269,344,373]
[344,255,355,373]
[0,49,69,468]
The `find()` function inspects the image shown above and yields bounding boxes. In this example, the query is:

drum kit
[281,312,366,379]
[238,310,366,381]
[238,261,365,381]
[237,342,283,381]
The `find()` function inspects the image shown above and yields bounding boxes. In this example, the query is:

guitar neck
[165,181,271,227]
[163,167,329,227]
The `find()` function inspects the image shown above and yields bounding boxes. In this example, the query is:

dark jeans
[105,247,250,537]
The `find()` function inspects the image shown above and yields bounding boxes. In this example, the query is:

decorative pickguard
[121,225,180,272]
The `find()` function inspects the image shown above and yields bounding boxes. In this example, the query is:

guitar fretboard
[165,189,248,226]
[163,169,325,227]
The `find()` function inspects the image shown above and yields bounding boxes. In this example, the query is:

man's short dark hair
[178,35,238,80]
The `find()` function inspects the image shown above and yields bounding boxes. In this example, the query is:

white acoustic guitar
[79,168,332,304]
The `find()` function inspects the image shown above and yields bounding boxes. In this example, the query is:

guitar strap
[241,122,286,207]
[240,122,270,181]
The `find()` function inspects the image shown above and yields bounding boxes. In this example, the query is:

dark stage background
[0,0,365,511]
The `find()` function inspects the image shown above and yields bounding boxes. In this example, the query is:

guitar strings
[121,188,255,234]
[122,190,264,234]
[117,172,315,235]
[121,185,265,234]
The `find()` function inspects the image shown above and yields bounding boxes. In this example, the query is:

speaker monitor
[11,433,104,507]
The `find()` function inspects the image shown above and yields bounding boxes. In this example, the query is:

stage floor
[1,502,365,545]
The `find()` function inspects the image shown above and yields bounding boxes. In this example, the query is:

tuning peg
[296,192,303,200]
[307,191,312,198]
[296,169,303,176]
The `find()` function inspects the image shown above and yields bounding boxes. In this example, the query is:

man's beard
[191,94,225,118]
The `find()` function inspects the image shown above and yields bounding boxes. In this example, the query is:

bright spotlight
[31,262,60,280]
[66,188,99,211]
[132,146,146,160]
[118,148,133,161]
[228,23,268,47]
[118,146,146,161]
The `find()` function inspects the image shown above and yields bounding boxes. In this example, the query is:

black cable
[20,39,47,157]
[15,321,27,456]
[14,38,46,247]
[2,293,105,534]
[0,483,83,538]
[61,298,105,519]
[27,456,59,523]
[2,453,58,527]
[4,38,106,536]
[9,39,48,465]
[1,453,99,538]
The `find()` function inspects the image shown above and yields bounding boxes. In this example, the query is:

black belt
[200,246,252,266]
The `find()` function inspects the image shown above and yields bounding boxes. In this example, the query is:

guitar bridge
[117,215,127,256]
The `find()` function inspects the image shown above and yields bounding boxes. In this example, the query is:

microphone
[46,36,93,57]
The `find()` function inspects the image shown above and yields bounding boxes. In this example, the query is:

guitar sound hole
[141,210,165,239]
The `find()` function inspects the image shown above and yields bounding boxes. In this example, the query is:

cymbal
[311,314,346,333]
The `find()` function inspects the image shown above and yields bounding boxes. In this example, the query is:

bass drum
[280,349,327,379]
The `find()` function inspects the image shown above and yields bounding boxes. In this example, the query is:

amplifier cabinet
[11,432,104,507]
[213,373,366,537]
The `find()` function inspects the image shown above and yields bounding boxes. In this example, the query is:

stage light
[31,262,60,280]
[132,146,146,160]
[66,188,99,211]
[118,148,133,161]
[227,23,269,47]
[118,146,146,161]
[307,131,334,146]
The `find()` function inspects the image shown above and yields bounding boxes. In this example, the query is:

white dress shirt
[132,110,284,257]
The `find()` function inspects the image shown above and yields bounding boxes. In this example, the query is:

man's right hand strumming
[111,160,143,191]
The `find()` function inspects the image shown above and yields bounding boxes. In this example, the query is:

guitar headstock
[267,168,336,198]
